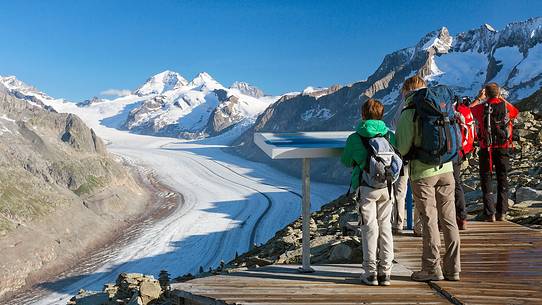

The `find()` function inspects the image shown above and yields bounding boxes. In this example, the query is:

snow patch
[301,107,333,121]
[490,46,524,85]
[428,51,488,96]
[422,34,452,53]
[508,43,542,87]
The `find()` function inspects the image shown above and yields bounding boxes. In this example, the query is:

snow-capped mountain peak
[229,81,264,98]
[1,75,37,93]
[0,75,62,110]
[134,70,188,96]
[417,27,453,54]
[188,72,220,88]
[484,23,497,32]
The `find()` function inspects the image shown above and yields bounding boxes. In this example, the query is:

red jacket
[471,98,519,149]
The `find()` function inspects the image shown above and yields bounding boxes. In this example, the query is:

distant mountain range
[0,71,283,139]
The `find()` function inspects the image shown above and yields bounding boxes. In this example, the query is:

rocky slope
[516,87,542,115]
[0,88,149,299]
[230,17,542,184]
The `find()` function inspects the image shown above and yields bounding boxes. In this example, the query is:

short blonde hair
[401,75,426,95]
[362,98,384,120]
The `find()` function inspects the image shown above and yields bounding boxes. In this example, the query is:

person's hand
[477,88,486,100]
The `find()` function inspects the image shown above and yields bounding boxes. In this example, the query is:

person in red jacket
[470,83,519,222]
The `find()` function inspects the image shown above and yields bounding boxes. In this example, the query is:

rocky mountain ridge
[2,71,279,140]
[0,89,150,299]
[121,71,278,138]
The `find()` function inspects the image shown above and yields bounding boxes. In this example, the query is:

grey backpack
[357,133,402,194]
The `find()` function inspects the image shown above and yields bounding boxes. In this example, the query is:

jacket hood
[356,120,389,137]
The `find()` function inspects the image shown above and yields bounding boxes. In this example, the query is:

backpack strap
[402,104,418,122]
[400,104,418,160]
[355,132,374,172]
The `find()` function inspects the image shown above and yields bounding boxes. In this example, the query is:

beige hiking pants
[411,172,461,275]
[357,186,394,276]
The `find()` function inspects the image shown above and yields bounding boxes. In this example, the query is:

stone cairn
[68,272,171,305]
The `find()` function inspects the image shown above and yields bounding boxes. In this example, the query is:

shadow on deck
[171,221,542,305]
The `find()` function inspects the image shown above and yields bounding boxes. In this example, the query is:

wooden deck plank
[394,221,542,305]
[172,221,542,305]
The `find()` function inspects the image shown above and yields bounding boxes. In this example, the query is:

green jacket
[341,120,396,189]
[395,95,453,181]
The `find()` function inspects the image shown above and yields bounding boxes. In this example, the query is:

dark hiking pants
[452,161,467,221]
[478,148,510,216]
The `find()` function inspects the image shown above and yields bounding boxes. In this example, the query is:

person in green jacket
[395,75,461,282]
[341,98,395,286]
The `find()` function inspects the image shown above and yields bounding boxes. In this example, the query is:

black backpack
[403,85,461,166]
[483,101,510,147]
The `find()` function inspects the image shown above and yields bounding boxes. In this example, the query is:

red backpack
[455,101,476,159]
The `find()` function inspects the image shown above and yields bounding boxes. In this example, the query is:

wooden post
[298,158,314,273]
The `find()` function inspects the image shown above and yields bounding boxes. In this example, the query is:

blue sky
[0,0,540,101]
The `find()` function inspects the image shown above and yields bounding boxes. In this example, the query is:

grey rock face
[516,88,542,117]
[77,96,105,107]
[125,95,167,133]
[62,113,106,154]
[205,94,243,136]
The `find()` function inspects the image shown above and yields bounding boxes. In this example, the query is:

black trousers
[478,148,510,216]
[452,160,467,220]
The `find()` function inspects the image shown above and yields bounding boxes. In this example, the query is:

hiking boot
[360,273,378,286]
[484,214,496,222]
[411,269,444,282]
[378,274,391,286]
[496,213,506,221]
[457,218,467,230]
[444,273,460,281]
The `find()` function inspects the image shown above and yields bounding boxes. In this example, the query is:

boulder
[328,243,353,263]
[127,294,143,305]
[309,218,318,233]
[139,280,161,305]
[73,292,109,305]
[515,187,542,205]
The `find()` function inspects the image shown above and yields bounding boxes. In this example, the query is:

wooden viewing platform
[171,221,542,305]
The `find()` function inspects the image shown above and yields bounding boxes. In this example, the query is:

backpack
[356,133,402,195]
[404,85,461,166]
[482,100,510,147]
[455,99,476,159]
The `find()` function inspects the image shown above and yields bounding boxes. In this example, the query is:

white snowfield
[20,98,344,305]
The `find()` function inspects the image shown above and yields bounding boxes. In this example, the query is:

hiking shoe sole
[378,274,391,286]
[445,273,460,281]
[360,274,378,286]
[411,271,444,282]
